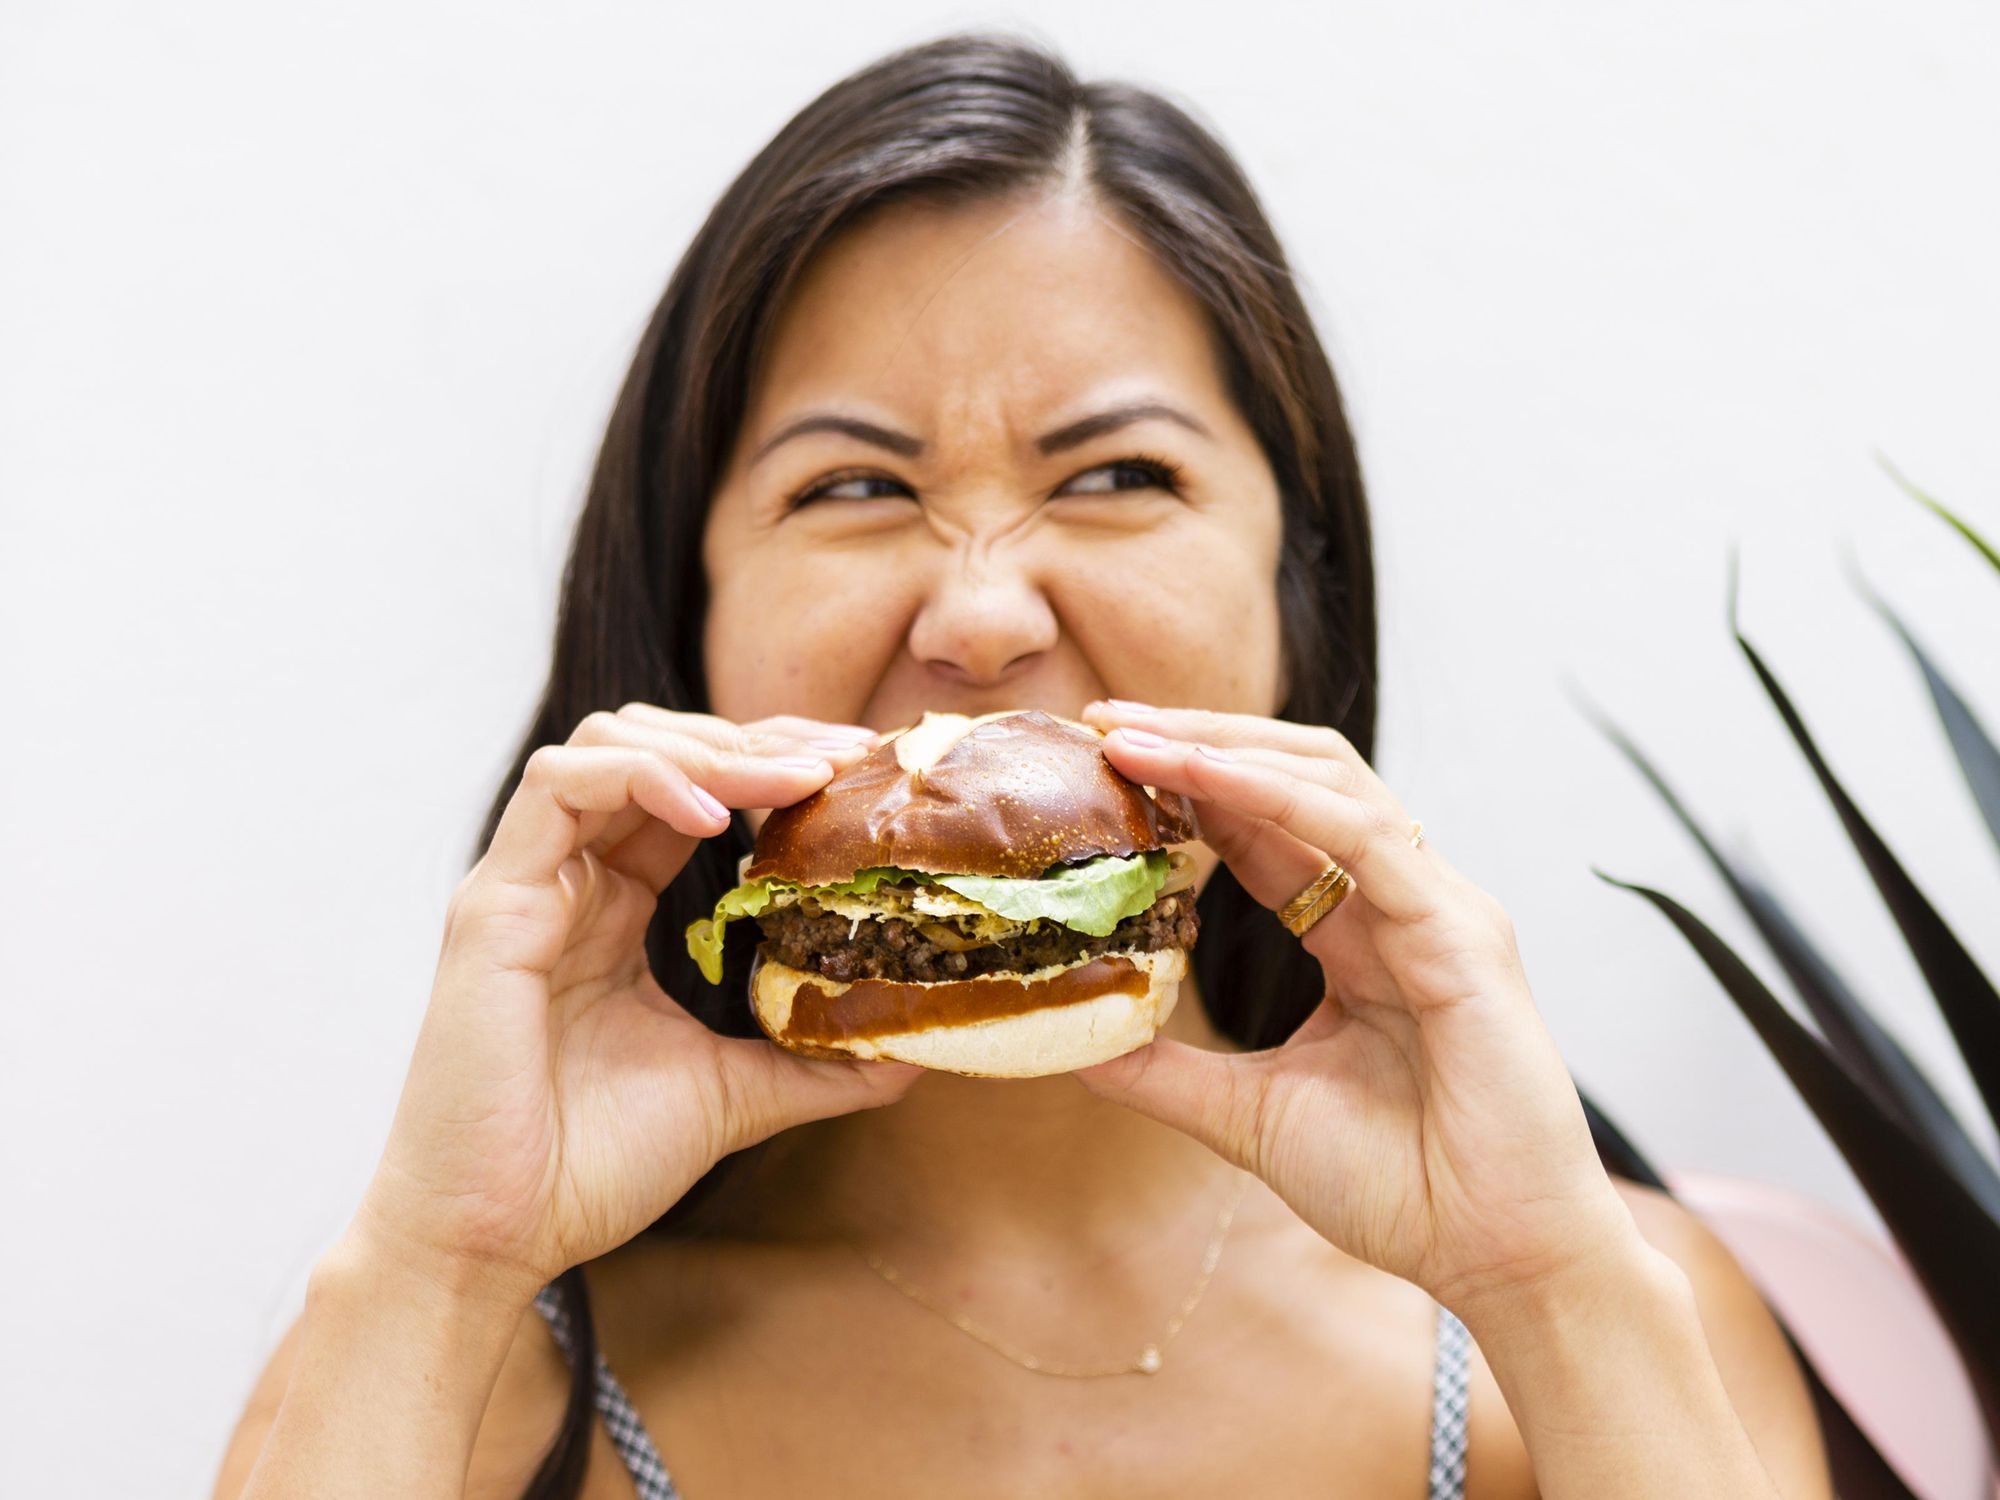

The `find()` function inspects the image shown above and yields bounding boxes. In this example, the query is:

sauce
[783,955,1148,1043]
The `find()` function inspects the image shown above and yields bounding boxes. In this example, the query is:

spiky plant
[1579,466,1999,1496]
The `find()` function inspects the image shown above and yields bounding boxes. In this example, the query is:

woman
[217,31,1830,1499]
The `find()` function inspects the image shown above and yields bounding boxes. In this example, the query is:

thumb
[708,1037,923,1153]
[1072,1038,1272,1171]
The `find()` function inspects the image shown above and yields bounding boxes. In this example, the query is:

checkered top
[533,1282,1473,1498]
[533,1283,680,1500]
[1429,1302,1472,1500]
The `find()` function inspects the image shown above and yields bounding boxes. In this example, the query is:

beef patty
[757,886,1199,984]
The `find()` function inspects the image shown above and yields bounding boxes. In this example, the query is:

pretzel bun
[745,709,1196,886]
[740,709,1199,1078]
[749,948,1187,1077]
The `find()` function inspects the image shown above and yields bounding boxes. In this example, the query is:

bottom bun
[749,948,1187,1078]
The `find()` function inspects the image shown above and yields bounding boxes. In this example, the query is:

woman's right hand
[343,705,919,1304]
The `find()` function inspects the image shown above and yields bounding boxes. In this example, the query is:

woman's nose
[906,548,1060,687]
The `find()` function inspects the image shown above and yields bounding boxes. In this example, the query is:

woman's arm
[1072,702,1833,1500]
[1460,1195,1831,1500]
[218,1228,532,1500]
[216,707,915,1495]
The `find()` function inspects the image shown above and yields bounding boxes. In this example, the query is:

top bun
[745,709,1197,887]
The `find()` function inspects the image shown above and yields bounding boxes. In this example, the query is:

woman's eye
[788,472,912,508]
[1057,455,1185,497]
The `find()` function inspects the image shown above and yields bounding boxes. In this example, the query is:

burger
[685,709,1201,1077]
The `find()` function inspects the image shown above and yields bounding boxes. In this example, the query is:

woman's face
[702,188,1284,735]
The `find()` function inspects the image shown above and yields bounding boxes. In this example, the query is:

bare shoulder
[1613,1176,1790,1332]
[210,1288,635,1500]
[1611,1177,1833,1498]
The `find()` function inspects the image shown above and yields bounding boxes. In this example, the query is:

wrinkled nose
[906,544,1059,688]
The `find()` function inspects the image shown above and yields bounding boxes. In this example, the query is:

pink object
[1661,1168,1996,1500]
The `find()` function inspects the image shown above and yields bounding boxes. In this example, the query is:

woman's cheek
[1050,521,1282,715]
[705,545,917,725]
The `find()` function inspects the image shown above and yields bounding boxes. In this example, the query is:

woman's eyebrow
[748,398,1213,468]
[1036,400,1213,454]
[750,412,923,467]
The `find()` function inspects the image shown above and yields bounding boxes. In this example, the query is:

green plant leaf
[1577,1090,1669,1190]
[1848,564,2000,858]
[1728,577,2000,1135]
[1572,684,2000,1221]
[1597,871,2000,1451]
[1877,453,2000,573]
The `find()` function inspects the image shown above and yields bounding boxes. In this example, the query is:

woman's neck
[728,974,1246,1266]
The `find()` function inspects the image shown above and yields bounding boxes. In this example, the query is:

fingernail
[1106,698,1156,713]
[1115,726,1166,748]
[819,724,878,740]
[808,736,869,751]
[691,785,729,820]
[1196,743,1236,762]
[775,754,832,770]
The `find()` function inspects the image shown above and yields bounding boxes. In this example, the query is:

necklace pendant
[1136,1345,1162,1374]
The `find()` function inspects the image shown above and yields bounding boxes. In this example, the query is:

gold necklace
[855,1170,1250,1379]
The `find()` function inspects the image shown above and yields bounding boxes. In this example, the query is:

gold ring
[1411,820,1425,848]
[1277,861,1352,937]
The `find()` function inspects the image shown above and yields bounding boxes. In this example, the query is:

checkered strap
[532,1283,681,1500]
[1427,1302,1472,1500]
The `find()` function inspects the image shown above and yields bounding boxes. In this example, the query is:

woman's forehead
[738,192,1235,456]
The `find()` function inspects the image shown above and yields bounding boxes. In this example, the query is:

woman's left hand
[1076,701,1648,1325]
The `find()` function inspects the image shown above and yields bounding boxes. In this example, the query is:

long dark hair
[479,30,1378,1497]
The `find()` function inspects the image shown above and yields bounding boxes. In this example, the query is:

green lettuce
[685,866,907,984]
[931,852,1168,938]
[684,851,1169,985]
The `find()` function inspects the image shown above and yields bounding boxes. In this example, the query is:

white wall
[3,2,1996,1492]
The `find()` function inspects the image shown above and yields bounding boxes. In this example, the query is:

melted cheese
[768,880,1034,940]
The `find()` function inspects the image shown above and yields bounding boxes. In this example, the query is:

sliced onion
[1158,849,1196,895]
[916,921,988,952]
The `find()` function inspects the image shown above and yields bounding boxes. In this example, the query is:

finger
[605,703,881,752]
[599,744,845,891]
[543,845,672,1003]
[1149,798,1415,1047]
[480,743,834,897]
[482,745,714,898]
[554,842,605,915]
[1088,706,1408,834]
[1182,798,1333,911]
[1087,699,1424,866]
[1192,741,1414,849]
[707,1038,922,1156]
[1172,766,1463,902]
[1084,701,1379,789]
[570,710,875,791]
[1072,1039,1279,1179]
[1101,729,1437,923]
[567,715,867,883]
